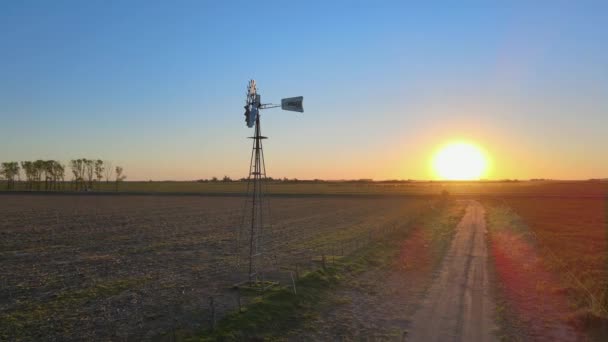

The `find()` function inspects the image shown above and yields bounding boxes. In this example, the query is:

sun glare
[433,142,488,180]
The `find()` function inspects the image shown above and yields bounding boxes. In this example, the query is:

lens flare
[433,142,488,180]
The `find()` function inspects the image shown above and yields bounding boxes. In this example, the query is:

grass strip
[197,200,463,341]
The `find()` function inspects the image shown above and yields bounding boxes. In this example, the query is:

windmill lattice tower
[235,80,303,284]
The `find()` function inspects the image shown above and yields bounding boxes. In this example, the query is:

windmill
[236,80,304,284]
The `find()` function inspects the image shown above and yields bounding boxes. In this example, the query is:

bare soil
[407,201,497,341]
[0,194,426,341]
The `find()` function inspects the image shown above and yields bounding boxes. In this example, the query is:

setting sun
[432,142,488,180]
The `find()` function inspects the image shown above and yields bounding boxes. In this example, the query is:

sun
[432,142,488,180]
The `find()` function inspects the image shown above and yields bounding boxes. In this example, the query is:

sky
[1,1,607,180]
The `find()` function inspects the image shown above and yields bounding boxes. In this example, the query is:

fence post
[290,272,297,295]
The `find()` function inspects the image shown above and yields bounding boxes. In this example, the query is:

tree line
[0,159,126,191]
[196,176,303,183]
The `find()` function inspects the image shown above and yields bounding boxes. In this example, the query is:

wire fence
[199,212,423,334]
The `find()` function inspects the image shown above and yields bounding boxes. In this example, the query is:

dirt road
[408,201,496,342]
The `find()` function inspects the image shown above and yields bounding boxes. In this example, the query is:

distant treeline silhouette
[196,176,307,183]
[0,159,126,191]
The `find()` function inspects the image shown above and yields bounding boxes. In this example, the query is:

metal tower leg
[239,115,268,284]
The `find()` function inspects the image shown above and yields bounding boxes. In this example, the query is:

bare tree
[43,160,54,190]
[103,160,113,184]
[0,162,20,190]
[70,159,83,190]
[13,162,19,188]
[78,159,86,189]
[21,161,33,190]
[33,160,45,190]
[84,159,95,190]
[6,159,116,192]
[115,166,126,191]
[44,160,64,190]
[94,160,104,190]
[69,159,77,190]
[70,158,92,190]
[52,161,65,190]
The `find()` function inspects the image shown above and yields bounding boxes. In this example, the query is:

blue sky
[1,1,607,180]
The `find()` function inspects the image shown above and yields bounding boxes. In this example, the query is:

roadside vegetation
[195,198,464,340]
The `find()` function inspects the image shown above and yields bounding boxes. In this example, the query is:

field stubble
[485,193,608,340]
[0,194,429,340]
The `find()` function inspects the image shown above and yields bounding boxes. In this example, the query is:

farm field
[2,179,606,197]
[1,181,606,340]
[0,194,429,340]
[484,187,608,340]
[504,197,608,311]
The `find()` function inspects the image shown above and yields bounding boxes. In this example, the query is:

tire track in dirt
[407,200,497,342]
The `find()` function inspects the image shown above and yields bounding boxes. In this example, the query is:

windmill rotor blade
[244,107,251,127]
[243,80,257,128]
[248,79,256,96]
[242,80,303,127]
[247,107,258,127]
